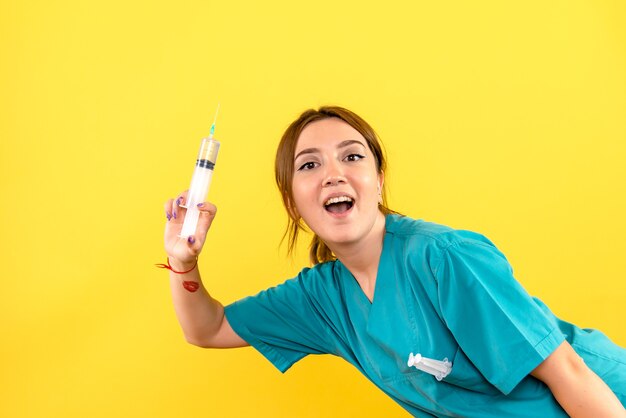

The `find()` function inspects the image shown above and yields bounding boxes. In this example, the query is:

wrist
[168,257,197,272]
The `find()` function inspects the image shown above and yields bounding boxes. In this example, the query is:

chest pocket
[442,347,499,395]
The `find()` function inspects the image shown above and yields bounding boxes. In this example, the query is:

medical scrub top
[224,214,626,417]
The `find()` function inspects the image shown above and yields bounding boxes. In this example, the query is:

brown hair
[275,106,395,265]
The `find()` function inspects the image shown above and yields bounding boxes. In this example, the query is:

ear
[377,171,385,204]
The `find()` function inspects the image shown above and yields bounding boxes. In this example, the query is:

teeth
[324,196,353,206]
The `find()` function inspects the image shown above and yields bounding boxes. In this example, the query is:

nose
[323,160,346,187]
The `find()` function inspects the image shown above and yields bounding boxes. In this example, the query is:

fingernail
[187,236,195,244]
[176,197,182,206]
[173,211,177,219]
[166,212,172,221]
[197,203,204,207]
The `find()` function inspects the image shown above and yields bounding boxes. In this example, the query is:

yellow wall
[1,1,624,417]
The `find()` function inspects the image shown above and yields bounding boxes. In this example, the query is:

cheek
[356,170,379,193]
[291,178,318,209]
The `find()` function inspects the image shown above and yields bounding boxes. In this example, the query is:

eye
[345,153,365,162]
[297,161,319,171]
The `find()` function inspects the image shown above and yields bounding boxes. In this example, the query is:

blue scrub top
[225,214,626,417]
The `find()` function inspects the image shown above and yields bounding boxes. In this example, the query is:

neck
[328,212,386,299]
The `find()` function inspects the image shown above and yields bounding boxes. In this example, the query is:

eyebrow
[294,139,366,161]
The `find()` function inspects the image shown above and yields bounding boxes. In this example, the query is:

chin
[319,227,364,246]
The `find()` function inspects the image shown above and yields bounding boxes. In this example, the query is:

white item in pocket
[407,353,452,381]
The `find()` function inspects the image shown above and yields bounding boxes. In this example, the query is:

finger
[196,201,217,215]
[171,190,189,221]
[164,198,174,221]
[163,199,184,249]
[177,190,190,208]
[194,202,217,244]
[197,203,217,227]
[185,234,201,257]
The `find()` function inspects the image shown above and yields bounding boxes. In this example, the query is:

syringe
[179,105,221,238]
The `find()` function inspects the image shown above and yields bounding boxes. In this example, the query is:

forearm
[547,363,625,417]
[169,259,225,347]
[532,342,626,417]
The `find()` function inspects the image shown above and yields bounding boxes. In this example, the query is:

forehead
[296,118,366,151]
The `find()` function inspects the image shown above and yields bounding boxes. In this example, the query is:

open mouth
[324,196,354,214]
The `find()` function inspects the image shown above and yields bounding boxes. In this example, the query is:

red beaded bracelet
[155,257,198,274]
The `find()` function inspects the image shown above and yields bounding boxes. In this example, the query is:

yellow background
[1,1,625,417]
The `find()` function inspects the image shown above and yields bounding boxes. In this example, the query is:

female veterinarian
[161,106,626,417]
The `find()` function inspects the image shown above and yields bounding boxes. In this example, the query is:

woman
[162,106,626,417]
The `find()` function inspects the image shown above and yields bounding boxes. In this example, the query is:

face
[291,118,385,248]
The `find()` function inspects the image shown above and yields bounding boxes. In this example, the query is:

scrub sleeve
[433,237,565,395]
[224,268,333,373]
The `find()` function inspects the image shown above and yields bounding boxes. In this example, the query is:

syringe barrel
[180,138,220,238]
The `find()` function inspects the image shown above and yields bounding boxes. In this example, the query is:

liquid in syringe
[179,106,221,238]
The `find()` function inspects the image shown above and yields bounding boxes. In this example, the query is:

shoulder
[233,261,342,320]
[296,260,338,283]
[385,213,496,250]
[384,214,508,276]
[277,260,343,301]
